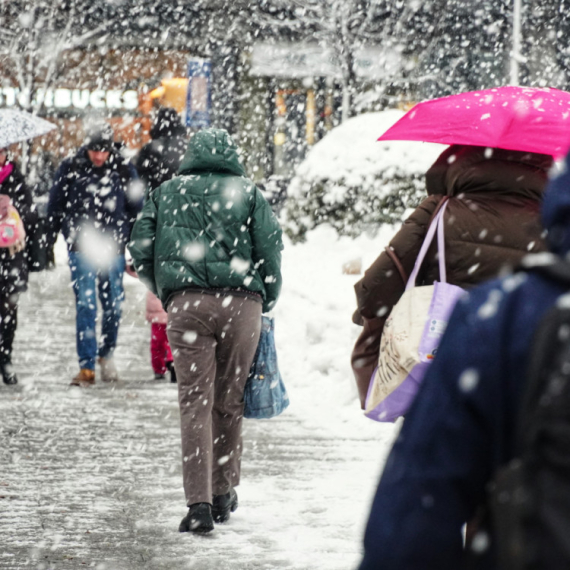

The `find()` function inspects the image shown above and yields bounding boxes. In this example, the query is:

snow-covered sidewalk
[0,228,397,570]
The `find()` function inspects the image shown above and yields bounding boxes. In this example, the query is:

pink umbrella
[379,86,570,158]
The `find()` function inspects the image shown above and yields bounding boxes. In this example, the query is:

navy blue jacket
[47,147,142,254]
[359,155,570,570]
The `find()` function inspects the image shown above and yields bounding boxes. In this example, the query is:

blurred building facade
[1,0,570,185]
[0,1,412,184]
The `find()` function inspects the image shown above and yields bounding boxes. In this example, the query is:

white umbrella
[0,108,56,148]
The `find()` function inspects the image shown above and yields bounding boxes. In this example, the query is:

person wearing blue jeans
[48,123,142,386]
[68,252,125,373]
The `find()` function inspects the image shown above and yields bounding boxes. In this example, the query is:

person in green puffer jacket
[128,128,283,534]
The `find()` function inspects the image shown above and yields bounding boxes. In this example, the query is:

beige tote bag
[365,201,465,422]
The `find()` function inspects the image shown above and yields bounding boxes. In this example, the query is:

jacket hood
[425,144,552,200]
[150,107,186,140]
[542,153,570,255]
[178,128,246,177]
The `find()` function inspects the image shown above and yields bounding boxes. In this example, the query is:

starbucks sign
[0,87,139,111]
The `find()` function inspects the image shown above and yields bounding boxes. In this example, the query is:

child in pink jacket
[126,262,176,382]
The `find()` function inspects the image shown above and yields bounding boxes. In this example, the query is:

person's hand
[0,195,10,219]
[125,258,138,278]
[46,244,56,269]
[8,233,25,256]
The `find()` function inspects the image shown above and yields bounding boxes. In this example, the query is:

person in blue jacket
[358,153,570,570]
[47,123,142,386]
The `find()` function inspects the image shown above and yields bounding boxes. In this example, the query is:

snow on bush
[282,110,445,242]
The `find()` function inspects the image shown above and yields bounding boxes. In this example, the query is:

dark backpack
[490,259,570,570]
[25,216,54,272]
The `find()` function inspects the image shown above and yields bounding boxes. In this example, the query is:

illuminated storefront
[0,87,139,112]
[0,48,191,159]
[249,42,402,178]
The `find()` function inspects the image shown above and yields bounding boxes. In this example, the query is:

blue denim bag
[244,316,289,419]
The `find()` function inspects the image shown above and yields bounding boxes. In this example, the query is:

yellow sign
[149,78,188,113]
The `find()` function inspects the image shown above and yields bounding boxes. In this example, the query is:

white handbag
[364,201,465,422]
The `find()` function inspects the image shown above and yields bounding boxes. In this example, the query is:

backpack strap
[513,256,570,454]
[518,305,563,449]
[518,285,570,455]
[427,195,449,226]
[520,255,570,286]
[382,198,450,288]
[406,200,450,291]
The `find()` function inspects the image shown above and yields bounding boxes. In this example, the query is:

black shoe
[154,372,166,380]
[179,502,214,533]
[212,488,238,523]
[167,361,177,384]
[0,362,18,385]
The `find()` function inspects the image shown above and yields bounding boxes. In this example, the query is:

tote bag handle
[405,200,450,291]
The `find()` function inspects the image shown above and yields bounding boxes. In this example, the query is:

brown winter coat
[351,145,553,407]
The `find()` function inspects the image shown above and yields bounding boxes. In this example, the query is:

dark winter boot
[167,361,177,384]
[0,361,17,385]
[212,488,238,523]
[154,372,166,380]
[179,502,214,534]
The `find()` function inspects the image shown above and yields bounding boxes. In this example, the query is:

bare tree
[241,0,429,121]
[0,0,107,115]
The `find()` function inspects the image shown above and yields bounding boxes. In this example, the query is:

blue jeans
[68,252,125,370]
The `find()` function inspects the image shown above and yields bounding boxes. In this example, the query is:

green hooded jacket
[128,129,283,313]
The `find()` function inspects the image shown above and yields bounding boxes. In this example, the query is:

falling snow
[2,1,570,567]
[1,232,397,568]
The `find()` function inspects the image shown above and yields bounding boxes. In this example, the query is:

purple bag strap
[405,200,449,291]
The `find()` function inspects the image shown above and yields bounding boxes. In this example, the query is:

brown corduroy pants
[167,290,262,507]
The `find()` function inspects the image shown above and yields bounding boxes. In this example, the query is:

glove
[0,195,10,219]
[8,232,26,256]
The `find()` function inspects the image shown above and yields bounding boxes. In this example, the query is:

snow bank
[274,223,398,439]
[290,110,445,193]
[283,110,446,241]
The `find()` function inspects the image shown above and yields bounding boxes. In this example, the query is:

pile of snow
[275,223,400,436]
[283,110,446,241]
[291,110,443,188]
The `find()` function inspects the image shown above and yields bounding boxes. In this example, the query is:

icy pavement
[0,229,397,570]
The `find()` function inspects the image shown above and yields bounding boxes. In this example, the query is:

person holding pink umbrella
[378,86,570,157]
[351,86,564,410]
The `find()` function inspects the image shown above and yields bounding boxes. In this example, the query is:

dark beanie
[85,123,114,151]
[150,107,186,140]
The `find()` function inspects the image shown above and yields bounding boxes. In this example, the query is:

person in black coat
[0,147,37,384]
[47,123,142,386]
[135,107,187,195]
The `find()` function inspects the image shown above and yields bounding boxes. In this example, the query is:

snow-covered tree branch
[0,0,106,114]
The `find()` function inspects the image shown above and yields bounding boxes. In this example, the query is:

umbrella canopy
[0,108,56,148]
[378,86,570,158]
